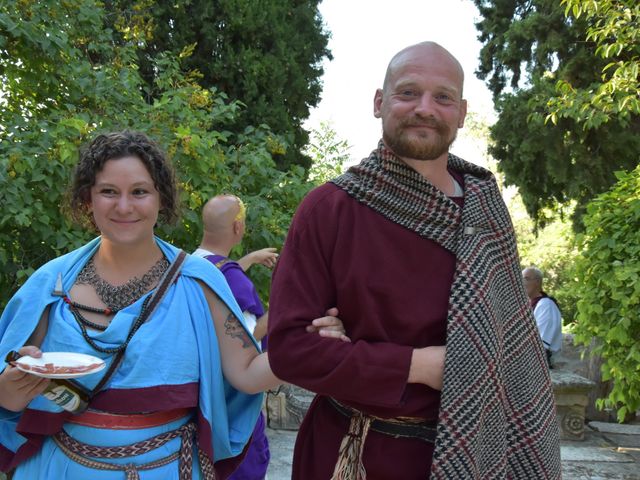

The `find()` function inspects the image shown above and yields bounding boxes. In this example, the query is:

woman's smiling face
[89,156,161,247]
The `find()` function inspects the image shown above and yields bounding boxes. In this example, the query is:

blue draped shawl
[0,237,262,473]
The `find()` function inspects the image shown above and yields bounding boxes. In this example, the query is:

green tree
[473,0,640,229]
[509,192,580,323]
[572,166,640,422]
[0,0,309,308]
[465,110,580,322]
[109,0,331,172]
[548,0,639,128]
[305,121,351,183]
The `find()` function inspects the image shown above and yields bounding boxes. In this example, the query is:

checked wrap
[331,143,561,479]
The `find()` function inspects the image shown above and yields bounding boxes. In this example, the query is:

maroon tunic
[268,183,460,479]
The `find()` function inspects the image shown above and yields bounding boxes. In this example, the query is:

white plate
[13,352,106,379]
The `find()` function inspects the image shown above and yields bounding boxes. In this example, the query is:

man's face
[374,45,467,161]
[522,270,540,298]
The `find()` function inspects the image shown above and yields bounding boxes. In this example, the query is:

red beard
[384,116,456,161]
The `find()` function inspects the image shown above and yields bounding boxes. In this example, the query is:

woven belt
[327,397,437,443]
[328,397,437,480]
[67,408,192,430]
[53,421,216,480]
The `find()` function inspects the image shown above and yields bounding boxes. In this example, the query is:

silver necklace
[76,256,169,311]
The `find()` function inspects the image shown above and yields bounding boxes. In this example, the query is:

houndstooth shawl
[331,143,561,479]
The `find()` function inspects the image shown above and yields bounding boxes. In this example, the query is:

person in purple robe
[193,194,273,480]
[194,194,349,480]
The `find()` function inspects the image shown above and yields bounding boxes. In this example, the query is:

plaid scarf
[331,143,561,479]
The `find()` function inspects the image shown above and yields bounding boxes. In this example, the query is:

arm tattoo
[224,312,253,349]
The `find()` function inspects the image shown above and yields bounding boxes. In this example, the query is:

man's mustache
[400,117,448,133]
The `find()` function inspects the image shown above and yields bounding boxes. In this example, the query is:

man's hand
[407,346,446,391]
[238,248,279,271]
[306,307,351,342]
[0,346,50,412]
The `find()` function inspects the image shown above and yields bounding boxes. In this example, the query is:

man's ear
[373,89,384,119]
[458,99,468,128]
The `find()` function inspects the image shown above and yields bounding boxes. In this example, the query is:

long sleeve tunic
[268,183,456,479]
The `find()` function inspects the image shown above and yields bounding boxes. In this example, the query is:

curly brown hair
[69,131,179,227]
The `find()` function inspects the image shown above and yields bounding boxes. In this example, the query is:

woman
[0,131,344,479]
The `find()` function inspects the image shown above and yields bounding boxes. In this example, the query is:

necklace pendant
[52,273,65,296]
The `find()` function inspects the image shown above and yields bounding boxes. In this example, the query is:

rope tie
[330,411,372,480]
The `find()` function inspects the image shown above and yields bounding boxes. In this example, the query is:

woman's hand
[306,307,351,342]
[0,346,50,412]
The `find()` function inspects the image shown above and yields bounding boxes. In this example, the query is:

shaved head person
[195,194,271,480]
[268,42,561,479]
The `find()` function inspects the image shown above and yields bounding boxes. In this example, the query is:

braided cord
[53,421,216,479]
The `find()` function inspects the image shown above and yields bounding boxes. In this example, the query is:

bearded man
[267,41,561,479]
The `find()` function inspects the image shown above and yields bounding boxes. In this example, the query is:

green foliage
[305,121,351,184]
[0,0,310,308]
[110,0,331,172]
[548,0,640,128]
[509,192,580,323]
[473,0,640,229]
[572,166,640,422]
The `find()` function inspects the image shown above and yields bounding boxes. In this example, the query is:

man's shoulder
[204,255,247,277]
[292,183,352,221]
[537,296,562,313]
[303,182,348,206]
[219,262,257,299]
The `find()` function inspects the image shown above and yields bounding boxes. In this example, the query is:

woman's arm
[199,282,279,394]
[199,284,351,394]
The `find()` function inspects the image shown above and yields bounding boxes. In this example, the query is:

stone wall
[554,334,617,422]
[266,384,315,430]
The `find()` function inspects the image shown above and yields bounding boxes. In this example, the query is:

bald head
[202,194,244,237]
[382,41,464,96]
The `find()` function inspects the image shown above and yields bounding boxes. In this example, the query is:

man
[194,194,275,480]
[522,267,563,368]
[268,42,561,479]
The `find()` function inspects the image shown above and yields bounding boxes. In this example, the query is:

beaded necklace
[62,297,116,332]
[67,295,153,354]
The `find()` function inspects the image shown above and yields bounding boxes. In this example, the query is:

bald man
[194,194,275,479]
[267,42,560,478]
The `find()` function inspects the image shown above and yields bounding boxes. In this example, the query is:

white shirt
[533,297,562,353]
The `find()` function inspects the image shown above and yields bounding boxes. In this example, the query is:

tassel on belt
[327,397,437,480]
[53,421,216,480]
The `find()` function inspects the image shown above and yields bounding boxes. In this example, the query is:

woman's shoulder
[26,241,96,284]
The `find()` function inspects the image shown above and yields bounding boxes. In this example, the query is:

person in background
[522,266,563,368]
[194,193,348,480]
[195,195,279,345]
[195,194,273,480]
[267,41,561,479]
[0,131,346,480]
